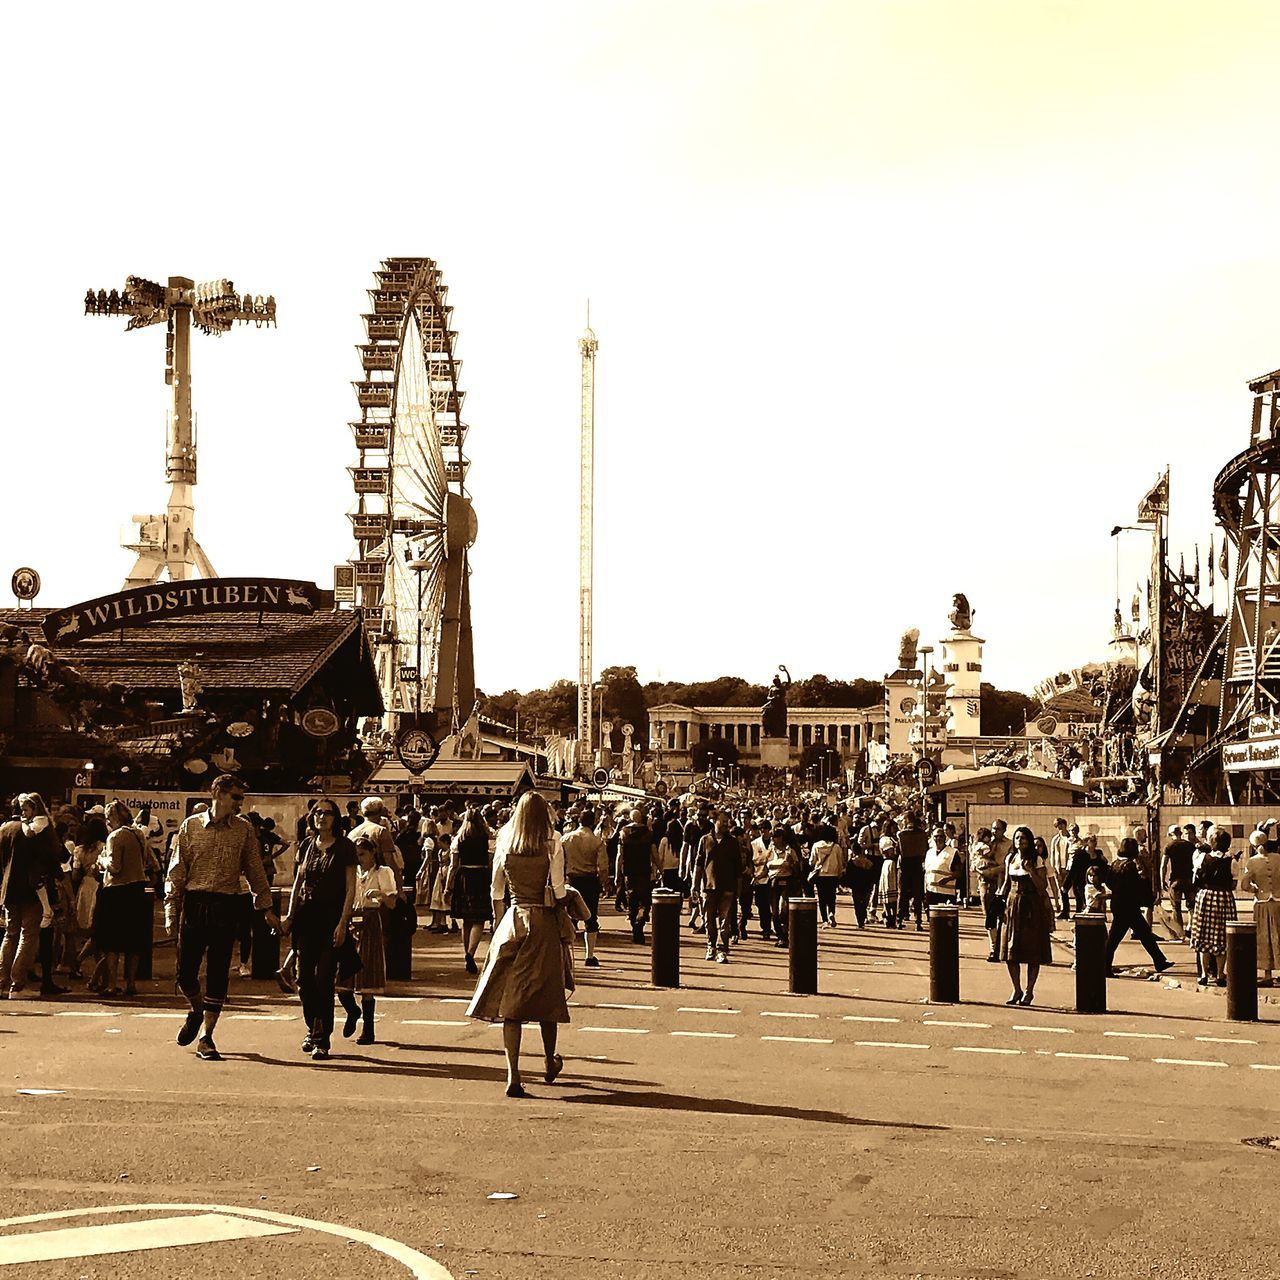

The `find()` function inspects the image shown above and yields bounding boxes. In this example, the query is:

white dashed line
[762,1036,834,1044]
[677,1007,740,1015]
[580,1027,650,1035]
[401,1019,467,1027]
[953,1046,1021,1056]
[374,996,422,1003]
[760,1011,819,1019]
[854,1040,929,1050]
[437,998,469,1004]
[595,1003,659,1011]
[1055,1052,1130,1062]
[1011,1025,1074,1035]
[1104,1031,1173,1040]
[228,1014,291,1021]
[871,961,895,967]
[842,1015,901,1024]
[671,1031,737,1039]
[132,1013,187,1020]
[1196,1036,1258,1045]
[1154,1058,1229,1068]
[1249,1064,1280,1071]
[928,1020,991,1028]
[54,1012,114,1018]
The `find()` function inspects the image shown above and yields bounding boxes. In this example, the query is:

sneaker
[195,1036,223,1061]
[311,1043,330,1060]
[583,956,600,968]
[705,947,716,961]
[302,1034,314,1053]
[176,1010,203,1046]
[237,963,251,978]
[715,950,728,964]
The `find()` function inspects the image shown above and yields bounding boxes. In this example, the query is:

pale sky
[4,1,1278,698]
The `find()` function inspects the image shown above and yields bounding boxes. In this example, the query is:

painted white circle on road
[0,1203,453,1277]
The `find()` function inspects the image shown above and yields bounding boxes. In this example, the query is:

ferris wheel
[348,258,477,733]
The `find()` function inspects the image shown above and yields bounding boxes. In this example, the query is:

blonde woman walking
[467,792,570,1098]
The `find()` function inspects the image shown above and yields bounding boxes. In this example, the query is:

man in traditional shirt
[166,775,280,1061]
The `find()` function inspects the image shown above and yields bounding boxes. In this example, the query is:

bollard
[1073,913,1108,1014]
[929,905,960,1003]
[250,888,285,979]
[1227,920,1258,1022]
[136,886,156,981]
[386,892,414,982]
[787,897,819,995]
[650,888,682,988]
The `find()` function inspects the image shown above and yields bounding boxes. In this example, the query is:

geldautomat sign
[43,578,321,644]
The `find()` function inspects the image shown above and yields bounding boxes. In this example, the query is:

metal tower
[577,314,598,775]
[1168,364,1280,800]
[85,275,275,587]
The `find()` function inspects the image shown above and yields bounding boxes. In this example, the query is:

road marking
[401,1020,467,1027]
[54,1012,114,1018]
[676,1007,739,1015]
[437,998,469,1004]
[229,1014,292,1021]
[671,1031,737,1039]
[375,996,422,1003]
[928,1020,991,1028]
[1011,1025,1073,1035]
[842,1015,901,1024]
[580,1026,649,1035]
[760,1011,819,1019]
[0,1204,453,1278]
[953,1046,1021,1056]
[1249,1064,1280,1071]
[762,1035,834,1044]
[1153,1058,1229,1068]
[871,961,895,966]
[0,1212,294,1264]
[1055,1052,1130,1062]
[1103,1031,1174,1040]
[594,1003,658,1011]
[132,1013,187,1020]
[854,1040,929,1050]
[1196,1036,1258,1045]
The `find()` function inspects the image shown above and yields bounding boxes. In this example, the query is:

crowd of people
[4,780,1280,1094]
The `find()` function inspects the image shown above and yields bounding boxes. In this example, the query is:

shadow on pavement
[558,1086,946,1130]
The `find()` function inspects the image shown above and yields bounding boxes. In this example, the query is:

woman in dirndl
[448,807,493,975]
[1190,830,1237,988]
[997,825,1053,1006]
[466,791,570,1098]
[1241,830,1280,986]
[337,835,394,1045]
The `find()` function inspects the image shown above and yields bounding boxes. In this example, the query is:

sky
[3,0,1279,700]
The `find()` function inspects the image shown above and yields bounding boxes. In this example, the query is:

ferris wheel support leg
[456,569,476,714]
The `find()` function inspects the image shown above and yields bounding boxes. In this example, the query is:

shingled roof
[0,607,380,706]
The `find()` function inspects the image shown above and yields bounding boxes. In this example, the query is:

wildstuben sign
[43,578,321,644]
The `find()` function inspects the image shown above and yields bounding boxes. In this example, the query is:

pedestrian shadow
[557,1086,945,1131]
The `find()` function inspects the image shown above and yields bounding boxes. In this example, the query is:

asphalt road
[1,904,1277,1279]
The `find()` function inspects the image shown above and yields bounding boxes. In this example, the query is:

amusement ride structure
[85,276,276,588]
[1167,365,1280,800]
[577,313,599,774]
[346,258,477,738]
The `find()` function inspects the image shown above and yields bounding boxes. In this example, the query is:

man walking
[563,807,608,967]
[165,775,281,1060]
[896,812,928,931]
[694,814,744,964]
[616,807,658,944]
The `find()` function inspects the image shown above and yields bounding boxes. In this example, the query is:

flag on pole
[1194,544,1201,594]
[1208,534,1215,591]
[1133,589,1142,623]
[1137,467,1170,523]
[1220,539,1230,579]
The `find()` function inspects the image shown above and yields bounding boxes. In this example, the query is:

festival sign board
[396,723,441,776]
[1223,738,1280,772]
[44,578,321,644]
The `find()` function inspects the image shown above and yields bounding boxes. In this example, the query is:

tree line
[481,667,1038,746]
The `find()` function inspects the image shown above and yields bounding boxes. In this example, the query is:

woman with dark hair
[997,826,1054,1005]
[448,806,493,974]
[280,797,357,1061]
[1190,829,1237,988]
[0,793,59,997]
[1104,837,1173,977]
[467,791,570,1097]
[765,826,803,947]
